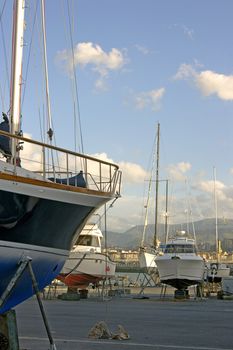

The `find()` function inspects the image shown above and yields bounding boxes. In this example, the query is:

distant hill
[105,218,233,249]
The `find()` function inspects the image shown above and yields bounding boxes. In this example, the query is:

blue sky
[1,0,233,233]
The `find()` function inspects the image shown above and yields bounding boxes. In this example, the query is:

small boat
[205,262,230,283]
[156,231,205,290]
[0,1,121,313]
[57,223,116,289]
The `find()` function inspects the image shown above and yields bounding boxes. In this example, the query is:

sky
[1,0,233,234]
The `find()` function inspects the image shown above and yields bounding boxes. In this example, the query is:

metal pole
[165,179,169,244]
[27,261,57,349]
[154,123,160,248]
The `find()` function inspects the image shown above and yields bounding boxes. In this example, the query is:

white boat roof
[167,236,196,245]
[79,223,103,238]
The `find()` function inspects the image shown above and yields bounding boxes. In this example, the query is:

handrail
[0,129,119,169]
[0,129,121,195]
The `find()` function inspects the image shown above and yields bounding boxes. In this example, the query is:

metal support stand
[27,260,57,350]
[0,258,29,308]
[0,256,57,350]
[160,284,167,299]
[137,270,159,297]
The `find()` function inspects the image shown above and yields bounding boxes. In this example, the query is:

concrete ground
[15,290,233,350]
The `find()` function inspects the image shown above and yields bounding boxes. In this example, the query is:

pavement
[15,289,233,350]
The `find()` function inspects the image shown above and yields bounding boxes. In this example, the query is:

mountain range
[105,218,233,250]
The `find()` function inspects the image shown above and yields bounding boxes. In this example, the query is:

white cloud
[119,162,148,184]
[196,71,233,100]
[92,152,148,185]
[56,42,127,90]
[20,133,44,171]
[171,24,194,40]
[106,195,144,232]
[174,63,196,80]
[174,63,233,101]
[135,88,165,111]
[167,162,191,181]
[134,44,149,55]
[182,25,194,40]
[196,180,225,194]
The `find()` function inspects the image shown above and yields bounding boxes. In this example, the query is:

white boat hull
[58,252,116,288]
[138,249,157,272]
[206,262,230,283]
[156,255,205,290]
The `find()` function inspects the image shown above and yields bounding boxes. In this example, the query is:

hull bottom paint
[0,242,68,313]
[160,278,202,290]
[58,273,102,289]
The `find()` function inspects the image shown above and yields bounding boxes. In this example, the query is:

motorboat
[156,232,205,290]
[58,223,116,289]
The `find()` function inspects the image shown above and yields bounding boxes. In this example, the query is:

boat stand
[137,270,159,297]
[0,256,57,350]
[193,283,204,299]
[160,284,167,299]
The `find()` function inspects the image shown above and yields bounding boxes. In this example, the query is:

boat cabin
[73,224,103,253]
[164,237,197,254]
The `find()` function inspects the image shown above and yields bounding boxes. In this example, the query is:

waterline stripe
[19,337,232,350]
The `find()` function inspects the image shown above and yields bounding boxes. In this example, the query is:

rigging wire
[21,0,39,109]
[40,0,58,176]
[140,133,157,248]
[0,0,9,110]
[185,178,197,242]
[66,0,84,155]
[40,0,53,142]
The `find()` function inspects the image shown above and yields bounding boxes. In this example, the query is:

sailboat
[206,168,230,282]
[57,222,116,289]
[0,0,121,314]
[138,123,160,273]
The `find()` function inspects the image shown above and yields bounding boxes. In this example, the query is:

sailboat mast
[41,0,53,141]
[213,167,219,262]
[165,179,169,243]
[154,122,160,248]
[10,0,25,163]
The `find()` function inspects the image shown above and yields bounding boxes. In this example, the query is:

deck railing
[0,130,122,195]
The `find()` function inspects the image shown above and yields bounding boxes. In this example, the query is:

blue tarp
[0,117,11,156]
[49,171,86,188]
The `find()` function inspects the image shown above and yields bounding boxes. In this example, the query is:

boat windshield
[75,235,99,247]
[164,244,197,254]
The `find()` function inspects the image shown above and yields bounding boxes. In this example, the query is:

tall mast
[41,0,53,142]
[165,179,169,243]
[140,139,157,248]
[10,0,25,163]
[213,166,219,262]
[154,122,160,248]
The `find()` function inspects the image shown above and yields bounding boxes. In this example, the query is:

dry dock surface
[15,291,233,350]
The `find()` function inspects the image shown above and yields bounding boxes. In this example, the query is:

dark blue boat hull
[0,189,95,313]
